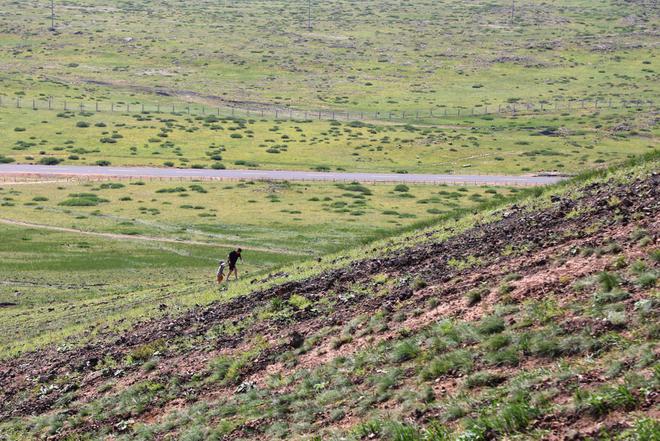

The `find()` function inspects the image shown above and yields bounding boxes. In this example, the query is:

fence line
[0,95,656,123]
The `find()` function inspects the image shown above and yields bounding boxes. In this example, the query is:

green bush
[39,157,62,165]
[58,193,109,207]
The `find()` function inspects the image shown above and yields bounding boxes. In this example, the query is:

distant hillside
[0,152,658,440]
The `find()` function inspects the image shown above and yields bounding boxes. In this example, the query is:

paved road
[0,164,566,186]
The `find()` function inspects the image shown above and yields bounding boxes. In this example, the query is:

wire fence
[0,95,656,123]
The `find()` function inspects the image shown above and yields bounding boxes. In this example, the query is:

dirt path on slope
[0,218,299,255]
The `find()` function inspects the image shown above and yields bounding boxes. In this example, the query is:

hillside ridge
[0,160,658,440]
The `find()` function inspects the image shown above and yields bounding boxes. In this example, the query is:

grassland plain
[1,0,658,112]
[0,178,516,359]
[0,179,518,251]
[0,105,656,174]
[0,153,657,440]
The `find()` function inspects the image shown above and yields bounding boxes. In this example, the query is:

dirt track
[0,218,298,254]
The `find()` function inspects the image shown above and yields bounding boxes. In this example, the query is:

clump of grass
[636,272,657,289]
[331,335,352,350]
[411,277,428,291]
[593,289,629,305]
[59,193,109,207]
[465,287,487,306]
[391,341,419,363]
[477,315,505,335]
[421,350,473,380]
[466,395,540,436]
[574,384,638,417]
[598,271,619,292]
[484,334,511,352]
[465,371,506,389]
[128,339,166,363]
[288,294,311,310]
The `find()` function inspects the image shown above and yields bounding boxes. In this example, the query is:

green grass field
[0,179,518,253]
[0,178,519,358]
[1,0,658,112]
[0,106,655,174]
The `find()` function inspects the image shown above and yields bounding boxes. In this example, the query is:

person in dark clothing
[226,248,242,282]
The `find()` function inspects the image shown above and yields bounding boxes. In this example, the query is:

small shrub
[39,157,62,165]
[637,272,657,289]
[477,315,505,335]
[411,277,427,291]
[575,384,638,417]
[96,160,111,166]
[421,350,473,380]
[598,272,619,292]
[392,341,419,363]
[465,287,486,306]
[59,193,109,207]
[465,371,507,388]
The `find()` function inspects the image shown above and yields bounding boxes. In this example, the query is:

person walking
[226,248,242,283]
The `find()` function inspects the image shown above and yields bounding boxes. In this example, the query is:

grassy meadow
[0,106,656,174]
[0,178,519,358]
[1,0,657,112]
[0,179,520,253]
